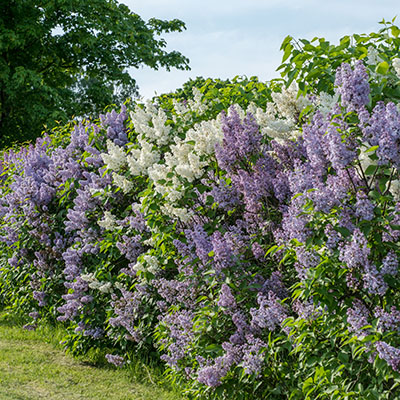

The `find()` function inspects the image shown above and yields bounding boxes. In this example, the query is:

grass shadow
[0,309,25,327]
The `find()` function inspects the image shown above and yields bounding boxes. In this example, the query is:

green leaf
[282,43,294,63]
[376,61,390,74]
[379,176,389,193]
[391,25,400,38]
[204,344,220,353]
[364,164,378,176]
[335,226,351,237]
[365,145,379,153]
[280,35,293,51]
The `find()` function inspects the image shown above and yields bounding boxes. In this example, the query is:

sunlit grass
[0,311,183,400]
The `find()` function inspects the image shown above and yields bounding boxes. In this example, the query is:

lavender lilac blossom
[335,60,370,112]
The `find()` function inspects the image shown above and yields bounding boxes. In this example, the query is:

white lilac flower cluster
[98,211,117,230]
[315,92,340,116]
[81,273,114,293]
[392,58,400,79]
[101,140,127,171]
[112,172,133,194]
[150,116,223,199]
[389,179,400,201]
[99,84,311,223]
[366,46,383,66]
[248,82,310,141]
[271,82,311,121]
[133,253,160,274]
[188,87,208,114]
[130,101,172,146]
[126,141,160,177]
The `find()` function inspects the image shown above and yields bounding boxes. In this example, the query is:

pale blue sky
[122,0,400,99]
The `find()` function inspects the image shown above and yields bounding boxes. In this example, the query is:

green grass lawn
[0,312,183,400]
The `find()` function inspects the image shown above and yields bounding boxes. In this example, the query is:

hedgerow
[2,19,400,399]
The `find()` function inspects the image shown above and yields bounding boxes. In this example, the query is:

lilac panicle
[335,60,370,112]
[215,107,261,172]
[241,335,266,376]
[381,251,398,276]
[250,291,288,332]
[339,228,370,270]
[376,341,400,372]
[355,192,374,221]
[105,354,125,367]
[374,306,400,333]
[302,110,329,177]
[363,263,388,296]
[218,284,237,311]
[360,101,400,168]
[346,299,370,336]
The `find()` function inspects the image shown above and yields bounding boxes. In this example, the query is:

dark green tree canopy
[0,0,190,147]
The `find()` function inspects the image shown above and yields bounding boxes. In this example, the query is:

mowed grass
[0,312,183,400]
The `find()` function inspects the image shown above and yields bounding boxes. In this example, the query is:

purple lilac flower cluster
[335,60,370,112]
[375,341,400,372]
[105,354,125,367]
[346,299,370,336]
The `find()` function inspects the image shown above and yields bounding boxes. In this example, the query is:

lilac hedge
[2,22,400,399]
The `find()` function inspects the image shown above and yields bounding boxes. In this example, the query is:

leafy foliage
[278,17,400,104]
[0,0,190,147]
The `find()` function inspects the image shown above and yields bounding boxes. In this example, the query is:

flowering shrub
[2,22,400,399]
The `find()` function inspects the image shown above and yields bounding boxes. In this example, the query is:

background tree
[0,0,190,147]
